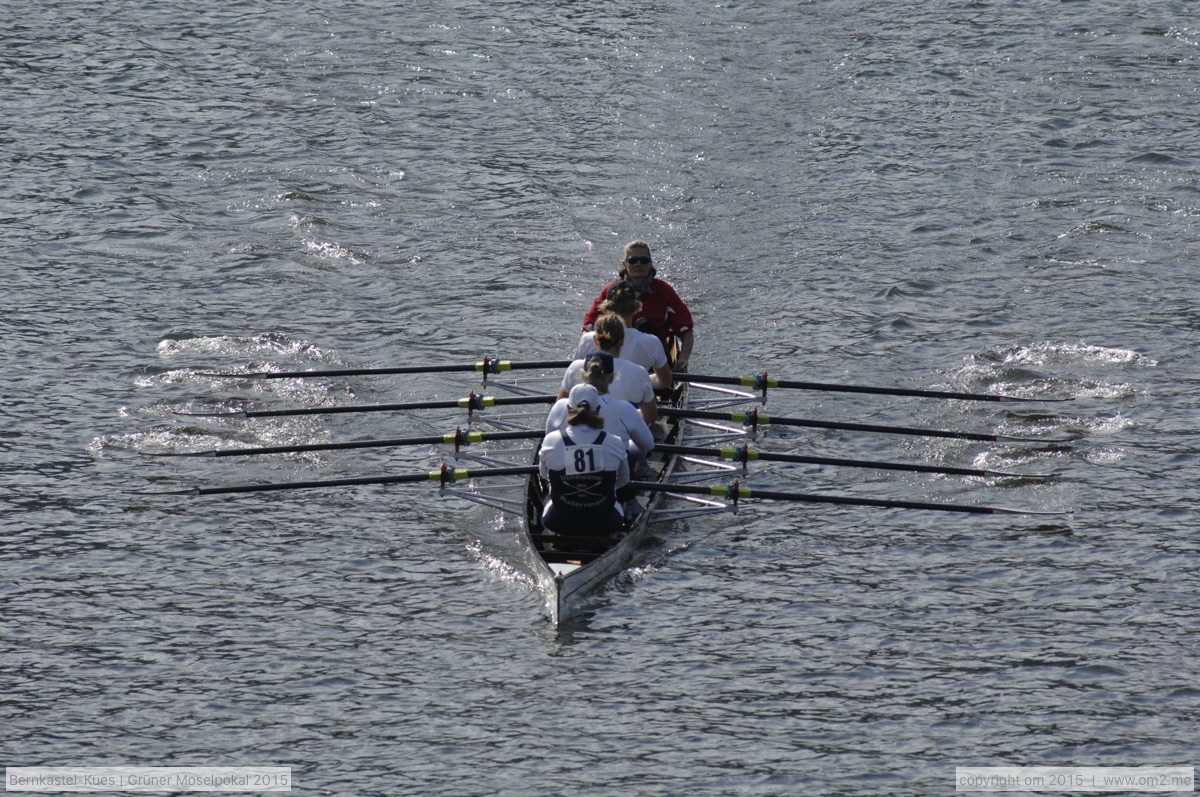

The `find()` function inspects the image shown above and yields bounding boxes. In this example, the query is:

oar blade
[986,506,1074,516]
[140,450,218,458]
[174,409,248,418]
[126,486,203,496]
[995,432,1075,444]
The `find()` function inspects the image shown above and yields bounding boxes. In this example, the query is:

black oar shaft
[659,407,1003,443]
[201,360,572,379]
[245,394,555,418]
[165,466,537,496]
[165,429,544,458]
[181,394,558,419]
[677,373,1070,402]
[653,444,1052,479]
[627,481,1067,516]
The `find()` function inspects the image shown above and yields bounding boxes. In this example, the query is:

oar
[660,407,1066,443]
[198,359,572,379]
[654,444,1058,479]
[629,480,1071,516]
[677,373,1072,402]
[179,394,557,419]
[147,429,545,458]
[138,465,538,496]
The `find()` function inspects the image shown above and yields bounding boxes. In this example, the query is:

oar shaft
[164,429,544,458]
[677,373,1070,402]
[247,394,555,418]
[181,394,557,419]
[628,481,1068,516]
[170,466,538,496]
[659,407,1002,443]
[201,360,572,379]
[653,444,1053,479]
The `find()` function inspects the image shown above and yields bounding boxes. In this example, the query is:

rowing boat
[518,379,688,625]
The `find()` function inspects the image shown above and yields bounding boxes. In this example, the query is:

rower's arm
[674,330,694,372]
[639,400,658,425]
[651,362,672,390]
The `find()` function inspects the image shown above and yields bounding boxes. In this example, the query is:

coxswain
[572,280,672,390]
[559,323,657,424]
[538,384,631,538]
[581,240,694,371]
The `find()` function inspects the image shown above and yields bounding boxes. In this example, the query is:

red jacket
[581,278,694,338]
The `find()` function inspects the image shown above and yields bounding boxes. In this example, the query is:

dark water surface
[4,1,1198,794]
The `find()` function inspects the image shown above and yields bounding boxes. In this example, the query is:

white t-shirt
[560,356,655,406]
[544,395,655,454]
[572,328,668,372]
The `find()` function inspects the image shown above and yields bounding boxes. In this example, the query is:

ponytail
[582,362,614,394]
[593,313,625,353]
[601,282,641,318]
[566,403,605,429]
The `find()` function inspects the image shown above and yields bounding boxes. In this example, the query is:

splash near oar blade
[628,481,1071,516]
[196,359,573,379]
[677,373,1073,402]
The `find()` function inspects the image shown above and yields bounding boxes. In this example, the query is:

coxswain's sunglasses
[625,256,653,265]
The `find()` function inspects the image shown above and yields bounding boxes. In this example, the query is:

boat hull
[520,383,686,625]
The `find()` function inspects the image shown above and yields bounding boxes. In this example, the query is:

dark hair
[566,404,604,428]
[601,281,641,317]
[582,361,614,394]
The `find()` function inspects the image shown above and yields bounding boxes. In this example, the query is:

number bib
[543,431,622,536]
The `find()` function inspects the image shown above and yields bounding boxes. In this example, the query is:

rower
[572,280,672,390]
[538,384,631,538]
[581,240,694,372]
[545,358,655,456]
[560,322,658,424]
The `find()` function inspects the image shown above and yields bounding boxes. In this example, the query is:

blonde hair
[623,240,652,259]
[593,313,625,353]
